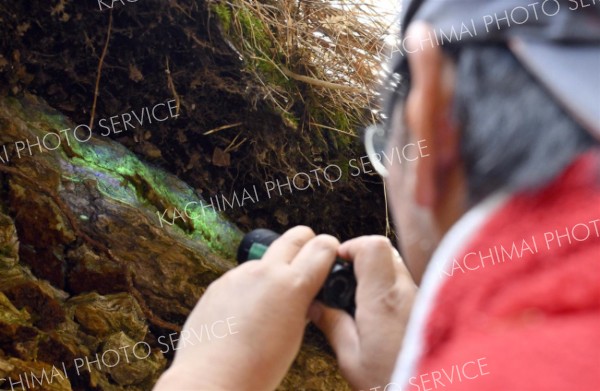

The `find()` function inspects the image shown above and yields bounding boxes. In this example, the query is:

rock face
[0,95,349,390]
[0,0,389,240]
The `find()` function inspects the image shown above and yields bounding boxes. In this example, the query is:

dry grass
[209,0,399,136]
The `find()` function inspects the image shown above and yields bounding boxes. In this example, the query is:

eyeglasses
[363,54,411,179]
[364,124,392,178]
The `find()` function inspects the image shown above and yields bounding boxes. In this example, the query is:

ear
[404,23,459,208]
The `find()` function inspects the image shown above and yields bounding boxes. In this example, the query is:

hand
[154,226,340,391]
[309,236,417,390]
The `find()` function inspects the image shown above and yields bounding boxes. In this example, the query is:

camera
[237,229,356,316]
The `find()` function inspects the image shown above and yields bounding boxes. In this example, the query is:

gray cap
[399,0,600,139]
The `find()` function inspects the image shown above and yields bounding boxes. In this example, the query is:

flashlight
[237,229,356,316]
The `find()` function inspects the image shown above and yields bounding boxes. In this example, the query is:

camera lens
[319,262,356,312]
[325,275,352,302]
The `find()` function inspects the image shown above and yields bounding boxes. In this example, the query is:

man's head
[382,20,599,284]
[385,23,463,283]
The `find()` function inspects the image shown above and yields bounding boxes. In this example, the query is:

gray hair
[452,45,597,203]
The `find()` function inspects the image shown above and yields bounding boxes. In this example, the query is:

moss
[210,0,363,161]
[331,110,354,134]
[282,111,300,129]
[330,157,352,184]
[7,97,243,261]
[213,1,300,126]
[235,5,270,54]
[211,2,233,33]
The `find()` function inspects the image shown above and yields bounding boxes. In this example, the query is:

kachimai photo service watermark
[98,0,138,11]
[441,218,600,277]
[157,139,430,227]
[0,99,178,165]
[0,317,238,391]
[361,357,489,391]
[399,0,600,55]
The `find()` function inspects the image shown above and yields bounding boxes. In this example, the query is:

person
[154,0,600,390]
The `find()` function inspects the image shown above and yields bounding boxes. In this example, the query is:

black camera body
[237,229,356,316]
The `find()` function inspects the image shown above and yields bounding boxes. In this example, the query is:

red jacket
[397,151,600,391]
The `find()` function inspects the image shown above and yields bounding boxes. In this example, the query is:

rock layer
[0,95,349,390]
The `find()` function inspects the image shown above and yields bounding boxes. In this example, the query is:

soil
[0,0,390,241]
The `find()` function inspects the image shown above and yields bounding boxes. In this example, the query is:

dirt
[0,0,390,240]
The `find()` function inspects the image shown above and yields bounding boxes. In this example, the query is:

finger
[262,225,315,264]
[309,302,359,365]
[338,236,398,297]
[290,234,340,294]
[391,248,414,282]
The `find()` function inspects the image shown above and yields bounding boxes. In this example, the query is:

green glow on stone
[6,97,243,261]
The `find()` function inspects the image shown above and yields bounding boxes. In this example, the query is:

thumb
[308,302,359,362]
